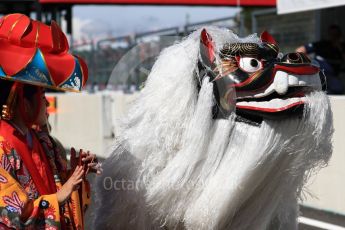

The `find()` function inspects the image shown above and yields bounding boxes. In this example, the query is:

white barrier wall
[48,93,106,157]
[47,92,345,214]
[302,96,345,214]
[47,92,137,158]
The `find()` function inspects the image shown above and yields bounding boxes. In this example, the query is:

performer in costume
[0,13,100,229]
[94,28,333,229]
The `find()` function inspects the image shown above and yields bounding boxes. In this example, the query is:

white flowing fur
[93,27,333,230]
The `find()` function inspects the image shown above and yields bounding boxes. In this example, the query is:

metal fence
[73,16,239,92]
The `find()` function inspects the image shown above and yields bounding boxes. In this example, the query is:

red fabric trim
[44,52,76,86]
[236,101,304,112]
[31,131,57,194]
[0,121,56,195]
[273,65,319,75]
[0,40,36,76]
[38,0,276,6]
[0,14,88,90]
[0,14,22,39]
[8,16,31,46]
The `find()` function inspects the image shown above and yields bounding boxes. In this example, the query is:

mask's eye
[238,57,262,73]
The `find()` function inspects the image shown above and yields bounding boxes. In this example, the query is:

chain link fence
[73,16,239,92]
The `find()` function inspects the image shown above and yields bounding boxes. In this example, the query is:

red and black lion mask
[198,29,322,123]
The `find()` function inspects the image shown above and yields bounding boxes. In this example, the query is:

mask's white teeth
[274,71,289,95]
[236,97,304,110]
[288,74,299,86]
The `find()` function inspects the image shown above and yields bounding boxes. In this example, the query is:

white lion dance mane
[93,27,333,230]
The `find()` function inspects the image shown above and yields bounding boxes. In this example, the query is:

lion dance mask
[94,28,333,230]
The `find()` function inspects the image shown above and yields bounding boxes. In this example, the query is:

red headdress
[0,13,88,121]
[0,13,88,92]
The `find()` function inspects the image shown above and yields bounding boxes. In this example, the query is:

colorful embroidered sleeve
[38,131,92,229]
[0,143,61,229]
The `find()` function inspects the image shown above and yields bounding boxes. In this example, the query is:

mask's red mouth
[232,68,321,120]
[236,87,306,114]
[235,93,306,121]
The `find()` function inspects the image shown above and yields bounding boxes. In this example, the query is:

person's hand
[81,151,102,175]
[56,165,84,205]
[70,148,102,175]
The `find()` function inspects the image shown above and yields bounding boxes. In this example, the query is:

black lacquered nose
[281,52,311,64]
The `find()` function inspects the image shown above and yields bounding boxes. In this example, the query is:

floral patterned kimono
[0,120,90,229]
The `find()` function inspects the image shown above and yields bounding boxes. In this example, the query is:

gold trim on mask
[221,43,260,57]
